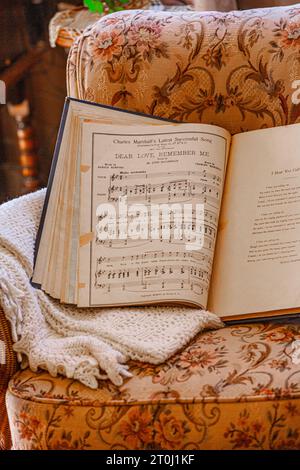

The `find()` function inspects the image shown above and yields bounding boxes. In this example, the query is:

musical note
[90,150,224,305]
[93,248,212,297]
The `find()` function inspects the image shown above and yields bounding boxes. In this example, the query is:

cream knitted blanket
[0,189,223,388]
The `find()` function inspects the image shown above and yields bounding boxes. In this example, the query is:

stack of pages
[32,98,300,322]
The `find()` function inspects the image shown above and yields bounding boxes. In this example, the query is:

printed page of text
[210,123,300,317]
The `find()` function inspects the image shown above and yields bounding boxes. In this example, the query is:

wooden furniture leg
[8,100,39,193]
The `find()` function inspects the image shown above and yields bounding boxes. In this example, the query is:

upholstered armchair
[2,5,300,450]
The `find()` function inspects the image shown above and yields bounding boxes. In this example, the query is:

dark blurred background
[0,0,298,202]
[0,0,81,202]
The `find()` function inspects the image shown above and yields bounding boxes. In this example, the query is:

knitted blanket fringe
[0,190,223,388]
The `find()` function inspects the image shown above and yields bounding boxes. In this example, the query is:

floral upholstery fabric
[67,6,300,134]
[6,322,300,449]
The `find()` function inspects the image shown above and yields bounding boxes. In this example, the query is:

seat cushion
[6,321,300,449]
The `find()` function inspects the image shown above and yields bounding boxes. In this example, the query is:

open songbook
[32,97,300,322]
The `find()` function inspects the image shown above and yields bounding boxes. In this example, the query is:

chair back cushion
[67,5,300,134]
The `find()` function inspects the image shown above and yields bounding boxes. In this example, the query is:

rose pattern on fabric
[119,407,153,448]
[90,30,125,61]
[67,8,300,133]
[8,398,300,450]
[224,403,300,450]
[6,322,300,449]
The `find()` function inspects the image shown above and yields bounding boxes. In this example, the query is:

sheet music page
[78,121,230,307]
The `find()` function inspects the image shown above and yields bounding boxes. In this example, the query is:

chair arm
[67,7,300,134]
[0,305,18,449]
